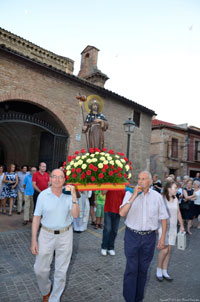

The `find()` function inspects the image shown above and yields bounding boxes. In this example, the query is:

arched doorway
[0,100,68,171]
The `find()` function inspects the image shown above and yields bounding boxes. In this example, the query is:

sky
[0,0,200,126]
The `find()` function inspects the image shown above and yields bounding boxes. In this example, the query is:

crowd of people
[1,164,200,302]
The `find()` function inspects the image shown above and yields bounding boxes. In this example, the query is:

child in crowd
[95,190,105,229]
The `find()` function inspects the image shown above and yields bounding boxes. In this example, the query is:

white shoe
[101,249,107,256]
[108,250,115,256]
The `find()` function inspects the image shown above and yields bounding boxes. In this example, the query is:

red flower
[118,173,122,178]
[86,170,92,175]
[123,157,128,162]
[114,169,118,173]
[66,175,69,180]
[117,152,125,156]
[102,148,107,151]
[124,173,128,178]
[89,164,94,170]
[81,148,86,153]
[109,171,114,176]
[104,164,109,169]
[101,168,106,173]
[93,166,98,172]
[91,176,96,182]
[110,165,114,169]
[76,168,82,173]
[71,168,76,173]
[98,173,104,179]
[89,148,95,153]
[81,173,86,179]
[72,173,77,178]
[118,167,122,171]
[130,166,133,170]
[74,150,79,155]
[129,161,132,165]
[72,155,76,159]
[108,150,115,154]
[62,161,66,167]
[67,156,72,162]
[95,148,101,152]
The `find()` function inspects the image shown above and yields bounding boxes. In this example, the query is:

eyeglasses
[51,175,65,180]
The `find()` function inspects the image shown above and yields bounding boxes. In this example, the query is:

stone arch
[0,97,69,170]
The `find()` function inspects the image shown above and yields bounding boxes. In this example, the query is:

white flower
[74,163,79,167]
[81,155,87,159]
[66,165,71,170]
[95,152,100,155]
[76,156,80,160]
[92,158,98,162]
[109,160,114,165]
[90,154,95,158]
[77,160,83,165]
[70,161,74,166]
[125,165,130,171]
[115,160,121,166]
[82,164,87,169]
[86,159,92,163]
[121,159,126,163]
[100,152,105,155]
[115,155,120,158]
[100,157,106,161]
[66,170,71,176]
[107,156,112,161]
[103,160,108,165]
[128,173,132,179]
[98,163,103,169]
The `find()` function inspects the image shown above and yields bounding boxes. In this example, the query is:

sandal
[95,224,98,229]
[99,224,104,229]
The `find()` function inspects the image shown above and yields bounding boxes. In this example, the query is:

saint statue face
[91,102,99,113]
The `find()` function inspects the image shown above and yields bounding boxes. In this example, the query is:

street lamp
[123,118,136,160]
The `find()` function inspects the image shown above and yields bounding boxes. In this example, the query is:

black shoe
[156,276,164,282]
[17,212,21,215]
[163,275,173,281]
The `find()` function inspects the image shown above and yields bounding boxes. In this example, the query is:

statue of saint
[82,96,108,150]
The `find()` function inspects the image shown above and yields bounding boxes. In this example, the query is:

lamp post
[123,118,136,160]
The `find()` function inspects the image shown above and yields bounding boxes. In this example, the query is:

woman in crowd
[73,191,92,232]
[0,165,5,212]
[1,163,18,216]
[181,178,194,235]
[190,180,200,229]
[156,181,184,282]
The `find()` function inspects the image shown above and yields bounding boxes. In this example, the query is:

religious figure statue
[82,95,108,150]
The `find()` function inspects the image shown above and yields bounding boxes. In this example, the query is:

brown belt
[42,224,72,235]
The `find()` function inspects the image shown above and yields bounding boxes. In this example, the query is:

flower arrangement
[63,148,132,186]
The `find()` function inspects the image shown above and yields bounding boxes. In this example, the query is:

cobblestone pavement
[0,214,200,302]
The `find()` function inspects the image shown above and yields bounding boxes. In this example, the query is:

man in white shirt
[31,169,79,302]
[120,171,168,302]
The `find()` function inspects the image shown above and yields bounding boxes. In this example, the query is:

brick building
[150,119,200,181]
[0,27,155,178]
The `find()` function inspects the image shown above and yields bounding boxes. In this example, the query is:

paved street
[0,213,199,302]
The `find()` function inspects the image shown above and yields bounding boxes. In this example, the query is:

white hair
[139,171,152,180]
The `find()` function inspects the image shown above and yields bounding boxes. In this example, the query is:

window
[133,111,140,127]
[195,141,200,161]
[171,138,178,158]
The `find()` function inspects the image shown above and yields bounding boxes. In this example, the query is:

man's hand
[31,240,39,255]
[157,238,165,250]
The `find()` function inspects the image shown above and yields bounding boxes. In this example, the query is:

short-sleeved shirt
[17,171,29,192]
[95,191,106,205]
[34,187,72,229]
[32,171,49,191]
[120,189,169,231]
[194,189,200,205]
[104,190,125,214]
[24,174,34,196]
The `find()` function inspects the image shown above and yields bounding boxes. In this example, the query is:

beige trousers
[34,227,73,302]
[17,190,24,213]
[24,195,33,221]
